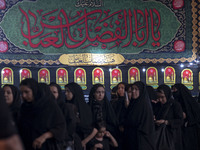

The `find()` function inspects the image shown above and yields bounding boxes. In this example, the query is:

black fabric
[87,137,110,150]
[123,81,155,150]
[173,83,200,150]
[156,84,183,150]
[173,83,200,126]
[155,123,174,150]
[0,88,17,139]
[89,84,118,138]
[19,79,66,150]
[111,96,127,126]
[65,82,93,139]
[3,84,21,127]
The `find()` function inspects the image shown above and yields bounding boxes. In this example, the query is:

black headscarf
[173,83,200,126]
[146,85,160,115]
[89,84,118,124]
[146,85,157,101]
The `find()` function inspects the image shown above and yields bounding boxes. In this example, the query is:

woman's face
[50,86,59,100]
[94,86,105,101]
[171,86,178,93]
[132,85,140,99]
[157,91,167,104]
[117,84,125,97]
[65,87,73,101]
[3,86,14,105]
[127,86,132,100]
[20,85,34,102]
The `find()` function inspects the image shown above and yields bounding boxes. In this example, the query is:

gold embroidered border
[0,59,58,65]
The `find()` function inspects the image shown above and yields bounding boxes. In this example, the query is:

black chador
[123,81,155,150]
[173,83,200,150]
[19,79,66,150]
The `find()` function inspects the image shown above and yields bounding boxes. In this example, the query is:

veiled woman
[49,82,77,149]
[172,83,200,150]
[19,78,66,150]
[0,88,24,150]
[155,84,183,150]
[3,84,21,127]
[88,84,118,139]
[111,82,128,125]
[146,85,160,116]
[65,82,94,146]
[123,81,155,150]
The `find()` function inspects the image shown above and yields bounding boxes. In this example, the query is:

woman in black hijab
[172,83,200,150]
[111,82,128,124]
[65,82,94,146]
[3,84,21,127]
[19,78,66,150]
[123,81,155,150]
[0,88,24,150]
[88,84,118,140]
[155,84,183,150]
[146,85,160,116]
[49,82,78,149]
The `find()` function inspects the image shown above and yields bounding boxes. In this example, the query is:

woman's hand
[183,112,187,119]
[124,99,130,108]
[33,135,46,149]
[32,132,53,149]
[155,119,165,125]
[94,143,103,149]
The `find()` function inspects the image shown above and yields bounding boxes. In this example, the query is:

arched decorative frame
[19,68,32,82]
[164,66,176,85]
[92,67,104,85]
[74,68,87,90]
[181,68,193,90]
[38,68,50,84]
[110,68,122,89]
[146,67,158,88]
[128,67,140,84]
[56,68,68,89]
[1,67,14,85]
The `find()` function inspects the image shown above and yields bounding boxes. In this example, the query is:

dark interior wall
[1,61,199,99]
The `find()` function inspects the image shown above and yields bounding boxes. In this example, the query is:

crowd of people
[0,78,200,150]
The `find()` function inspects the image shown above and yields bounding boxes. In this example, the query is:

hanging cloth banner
[0,0,197,66]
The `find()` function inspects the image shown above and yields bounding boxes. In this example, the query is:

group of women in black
[1,78,200,150]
